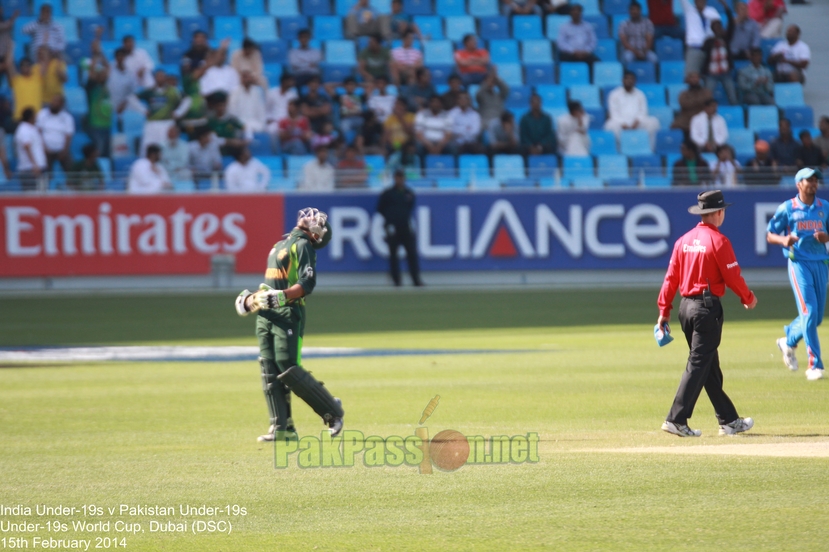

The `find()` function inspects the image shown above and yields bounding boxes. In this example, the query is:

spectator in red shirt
[454,34,490,86]
[648,0,683,40]
[748,0,785,38]
[335,145,368,188]
[278,100,312,155]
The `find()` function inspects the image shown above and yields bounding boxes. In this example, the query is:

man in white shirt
[769,25,810,84]
[300,146,335,190]
[690,98,728,153]
[604,71,661,148]
[266,74,299,137]
[35,94,74,171]
[448,91,482,154]
[367,75,397,123]
[414,95,452,156]
[14,107,47,191]
[108,48,139,116]
[127,144,172,194]
[200,46,241,97]
[224,146,271,192]
[161,125,192,184]
[681,0,721,75]
[228,70,266,136]
[390,30,423,86]
[557,100,592,157]
[122,35,155,89]
[287,29,322,88]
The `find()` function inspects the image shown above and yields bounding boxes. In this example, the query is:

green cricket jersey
[257,229,317,326]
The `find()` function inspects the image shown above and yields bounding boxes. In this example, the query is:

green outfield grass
[1,289,828,551]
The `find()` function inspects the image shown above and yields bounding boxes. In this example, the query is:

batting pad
[277,365,344,423]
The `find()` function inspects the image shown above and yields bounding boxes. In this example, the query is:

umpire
[657,190,757,437]
[377,169,424,287]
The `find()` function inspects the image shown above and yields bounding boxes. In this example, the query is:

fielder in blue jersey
[767,167,829,381]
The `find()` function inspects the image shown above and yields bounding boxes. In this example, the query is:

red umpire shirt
[658,222,756,317]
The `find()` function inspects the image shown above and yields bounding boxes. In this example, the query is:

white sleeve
[689,115,705,146]
[607,90,620,121]
[64,113,75,135]
[715,117,729,145]
[801,43,811,61]
[225,164,239,190]
[637,90,648,118]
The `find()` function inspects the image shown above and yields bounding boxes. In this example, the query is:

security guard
[657,190,758,437]
[376,169,424,287]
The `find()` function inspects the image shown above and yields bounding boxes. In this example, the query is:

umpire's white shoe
[661,421,701,437]
[806,368,825,381]
[777,338,798,371]
[328,398,344,437]
[719,417,754,436]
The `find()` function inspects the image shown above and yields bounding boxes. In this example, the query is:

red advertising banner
[0,194,285,277]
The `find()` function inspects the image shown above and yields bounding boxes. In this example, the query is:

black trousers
[386,226,421,286]
[667,296,739,426]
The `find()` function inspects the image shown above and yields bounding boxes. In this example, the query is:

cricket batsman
[234,207,345,441]
[768,168,829,381]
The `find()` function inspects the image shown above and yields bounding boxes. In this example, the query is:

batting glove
[254,283,288,310]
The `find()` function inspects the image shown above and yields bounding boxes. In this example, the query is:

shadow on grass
[0,288,798,346]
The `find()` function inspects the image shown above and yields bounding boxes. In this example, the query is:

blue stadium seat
[425,155,456,178]
[620,129,651,155]
[79,17,110,41]
[2,0,31,17]
[525,64,555,86]
[335,0,354,15]
[503,178,537,188]
[748,105,779,131]
[611,14,627,39]
[643,176,671,188]
[429,65,454,84]
[490,40,518,63]
[270,0,300,15]
[563,156,593,180]
[499,63,523,86]
[214,16,244,39]
[135,0,166,16]
[589,130,618,154]
[775,83,805,108]
[479,16,509,40]
[67,0,99,16]
[260,155,285,179]
[597,154,629,180]
[522,40,552,63]
[112,16,142,41]
[627,61,655,83]
[755,128,778,143]
[279,16,308,40]
[469,0,498,17]
[571,177,604,188]
[719,105,745,128]
[424,40,453,65]
[638,84,666,106]
[729,128,755,157]
[445,16,475,42]
[65,87,88,116]
[161,41,188,64]
[666,83,685,109]
[405,0,433,15]
[630,154,662,177]
[569,85,601,109]
[321,63,352,81]
[650,106,673,129]
[414,16,443,38]
[408,178,435,188]
[512,16,543,39]
[102,0,131,16]
[579,0,600,15]
[325,40,356,64]
[760,37,776,62]
[437,178,469,189]
[136,40,160,64]
[606,177,637,187]
[237,0,267,15]
[559,62,590,86]
[603,0,630,15]
[654,129,683,155]
[313,16,343,39]
[593,61,622,87]
[494,155,525,182]
[54,17,79,42]
[505,85,532,109]
[363,155,387,188]
[179,16,210,38]
[147,17,178,42]
[594,38,618,61]
[263,62,283,84]
[785,106,814,129]
[655,37,683,61]
[246,16,278,41]
[659,61,685,84]
[204,0,234,15]
[545,15,569,40]
[168,0,200,16]
[437,0,466,16]
[287,155,314,182]
[302,0,331,14]
[528,155,558,178]
[459,154,491,180]
[584,15,610,39]
[536,85,567,108]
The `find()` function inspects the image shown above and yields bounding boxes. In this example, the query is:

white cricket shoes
[661,421,701,437]
[806,368,825,381]
[777,338,798,371]
[719,417,754,436]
